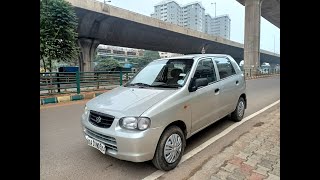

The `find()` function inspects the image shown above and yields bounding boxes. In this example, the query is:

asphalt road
[40,76,280,180]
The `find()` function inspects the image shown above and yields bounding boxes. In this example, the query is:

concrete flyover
[237,0,280,28]
[237,0,280,75]
[66,0,280,72]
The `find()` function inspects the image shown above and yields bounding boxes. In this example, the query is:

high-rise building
[205,14,214,35]
[151,1,182,26]
[181,2,205,32]
[210,15,231,39]
[151,1,231,39]
[151,1,205,32]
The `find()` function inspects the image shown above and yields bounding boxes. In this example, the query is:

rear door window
[214,57,236,79]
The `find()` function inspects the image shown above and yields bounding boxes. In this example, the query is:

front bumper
[81,113,164,162]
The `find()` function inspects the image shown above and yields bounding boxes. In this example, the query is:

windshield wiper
[150,84,181,88]
[127,83,151,87]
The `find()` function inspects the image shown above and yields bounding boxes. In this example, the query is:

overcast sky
[97,0,280,54]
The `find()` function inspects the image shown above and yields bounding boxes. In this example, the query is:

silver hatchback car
[81,54,246,171]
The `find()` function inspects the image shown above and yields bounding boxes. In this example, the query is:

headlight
[119,117,151,131]
[119,117,137,129]
[84,105,89,115]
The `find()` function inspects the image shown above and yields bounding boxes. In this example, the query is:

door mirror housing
[189,78,208,92]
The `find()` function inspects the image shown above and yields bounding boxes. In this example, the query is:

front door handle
[214,88,220,93]
[236,80,239,85]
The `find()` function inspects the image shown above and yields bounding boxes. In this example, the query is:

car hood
[86,86,176,118]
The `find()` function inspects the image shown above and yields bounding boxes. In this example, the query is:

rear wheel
[231,97,246,122]
[152,126,186,171]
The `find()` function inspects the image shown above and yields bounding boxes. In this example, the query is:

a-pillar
[244,0,263,77]
[78,38,100,72]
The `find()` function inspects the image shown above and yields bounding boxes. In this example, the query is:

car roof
[159,54,230,60]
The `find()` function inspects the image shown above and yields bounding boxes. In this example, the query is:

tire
[152,125,186,171]
[231,97,246,122]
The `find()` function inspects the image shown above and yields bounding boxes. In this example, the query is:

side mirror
[189,78,208,92]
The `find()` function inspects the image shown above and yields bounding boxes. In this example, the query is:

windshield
[125,59,194,88]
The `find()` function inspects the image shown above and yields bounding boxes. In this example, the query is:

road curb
[40,91,106,105]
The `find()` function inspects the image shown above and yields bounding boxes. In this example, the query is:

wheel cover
[238,101,245,118]
[164,133,182,163]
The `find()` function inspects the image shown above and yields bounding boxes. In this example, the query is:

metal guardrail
[40,68,279,96]
[40,71,135,95]
[242,68,280,77]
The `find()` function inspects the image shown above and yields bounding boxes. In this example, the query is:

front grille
[89,110,115,128]
[84,128,117,151]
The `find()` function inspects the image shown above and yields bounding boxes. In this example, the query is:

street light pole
[274,35,276,54]
[215,3,216,17]
[211,2,216,17]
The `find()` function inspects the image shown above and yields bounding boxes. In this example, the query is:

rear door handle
[236,80,239,85]
[214,88,220,93]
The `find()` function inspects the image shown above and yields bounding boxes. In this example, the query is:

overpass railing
[40,71,135,96]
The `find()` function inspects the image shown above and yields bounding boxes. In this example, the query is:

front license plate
[85,136,106,154]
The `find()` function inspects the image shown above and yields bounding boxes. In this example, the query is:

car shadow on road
[184,115,235,153]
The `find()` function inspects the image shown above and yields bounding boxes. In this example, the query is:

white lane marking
[142,100,280,180]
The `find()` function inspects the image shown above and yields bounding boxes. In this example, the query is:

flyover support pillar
[244,0,263,77]
[78,38,99,72]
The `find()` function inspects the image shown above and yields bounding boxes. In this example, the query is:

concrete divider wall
[40,92,105,105]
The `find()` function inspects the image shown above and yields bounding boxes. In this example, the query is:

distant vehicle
[260,62,271,74]
[261,62,270,66]
[58,66,79,73]
[81,54,247,171]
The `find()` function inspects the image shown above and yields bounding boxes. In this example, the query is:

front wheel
[152,126,186,171]
[231,97,246,122]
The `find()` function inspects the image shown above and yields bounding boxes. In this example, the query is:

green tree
[94,54,105,62]
[40,0,79,72]
[94,57,121,71]
[128,50,160,68]
[144,50,160,61]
